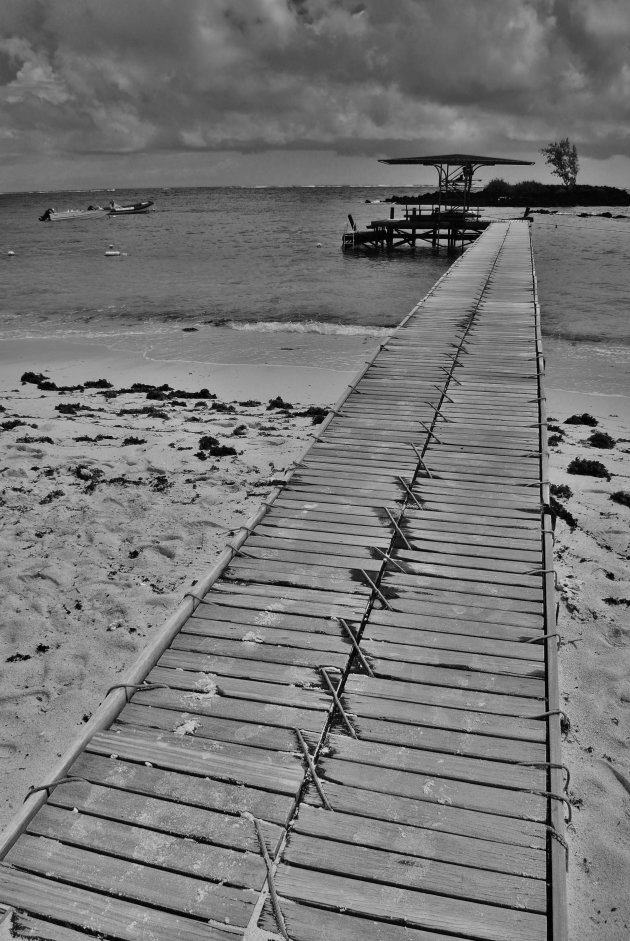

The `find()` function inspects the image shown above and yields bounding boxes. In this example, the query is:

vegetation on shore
[388,180,630,208]
[474,178,630,207]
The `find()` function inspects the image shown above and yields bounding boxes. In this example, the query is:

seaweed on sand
[567,457,611,480]
[564,413,598,427]
[587,431,616,449]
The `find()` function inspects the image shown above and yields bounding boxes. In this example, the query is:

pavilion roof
[379,153,534,166]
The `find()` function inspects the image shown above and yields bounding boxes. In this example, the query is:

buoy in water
[105,244,121,256]
[7,250,15,256]
[316,242,322,248]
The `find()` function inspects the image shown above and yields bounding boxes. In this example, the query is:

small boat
[39,206,106,222]
[107,199,154,215]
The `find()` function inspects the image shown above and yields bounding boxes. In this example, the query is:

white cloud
[0,0,628,169]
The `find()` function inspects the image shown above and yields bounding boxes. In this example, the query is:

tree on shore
[540,138,579,188]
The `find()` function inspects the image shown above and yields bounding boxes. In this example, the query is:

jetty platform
[0,220,567,941]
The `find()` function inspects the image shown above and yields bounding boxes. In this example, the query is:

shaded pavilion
[378,153,535,217]
[343,153,534,253]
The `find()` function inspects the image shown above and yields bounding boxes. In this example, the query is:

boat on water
[38,205,107,222]
[39,199,155,221]
[108,199,154,215]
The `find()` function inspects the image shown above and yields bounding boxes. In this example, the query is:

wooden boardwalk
[0,221,567,941]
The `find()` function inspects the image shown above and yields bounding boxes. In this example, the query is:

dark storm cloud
[0,0,628,161]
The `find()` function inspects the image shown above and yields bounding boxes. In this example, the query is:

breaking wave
[219,319,392,338]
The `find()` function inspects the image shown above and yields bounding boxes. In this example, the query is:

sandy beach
[545,387,630,939]
[1,340,629,936]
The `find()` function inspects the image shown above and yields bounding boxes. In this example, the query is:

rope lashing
[433,384,453,403]
[411,445,433,477]
[373,546,406,574]
[515,761,571,792]
[319,667,356,738]
[547,824,570,871]
[360,569,392,610]
[526,632,560,646]
[438,364,461,385]
[105,681,168,701]
[24,775,88,802]
[418,420,441,444]
[294,728,333,810]
[384,506,411,550]
[183,591,205,609]
[519,708,571,734]
[525,567,559,588]
[228,544,259,560]
[397,476,424,509]
[423,401,450,422]
[336,617,374,677]
[244,813,291,941]
[527,791,573,824]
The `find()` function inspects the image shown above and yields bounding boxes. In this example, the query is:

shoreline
[1,343,629,936]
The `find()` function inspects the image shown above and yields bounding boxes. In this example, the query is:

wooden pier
[0,220,567,941]
[342,208,491,252]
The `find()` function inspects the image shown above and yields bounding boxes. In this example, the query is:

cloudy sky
[1,0,629,191]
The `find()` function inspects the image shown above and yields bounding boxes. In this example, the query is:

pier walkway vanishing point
[0,221,567,941]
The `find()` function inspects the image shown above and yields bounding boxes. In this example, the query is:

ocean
[1,186,629,395]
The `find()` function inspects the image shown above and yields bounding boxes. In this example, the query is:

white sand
[547,388,630,938]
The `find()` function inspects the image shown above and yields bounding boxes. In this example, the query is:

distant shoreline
[389,181,630,208]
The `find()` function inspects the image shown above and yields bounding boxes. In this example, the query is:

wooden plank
[171,631,347,665]
[351,712,545,760]
[68,752,294,826]
[87,726,304,794]
[259,897,467,941]
[27,803,267,889]
[273,866,547,941]
[306,781,547,853]
[45,778,280,854]
[2,914,103,941]
[366,605,541,642]
[158,648,333,683]
[383,571,543,602]
[282,833,546,910]
[293,804,545,878]
[363,638,543,679]
[345,690,546,744]
[319,756,545,819]
[362,620,544,660]
[117,702,307,752]
[385,596,543,629]
[130,685,326,732]
[146,666,331,711]
[6,835,255,927]
[325,734,544,791]
[0,866,235,941]
[345,674,545,717]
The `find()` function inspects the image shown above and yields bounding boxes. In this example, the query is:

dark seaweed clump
[550,495,577,529]
[587,431,616,449]
[567,457,611,480]
[295,405,328,425]
[564,413,598,427]
[267,396,293,411]
[610,490,630,508]
[196,435,237,459]
[551,483,573,500]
